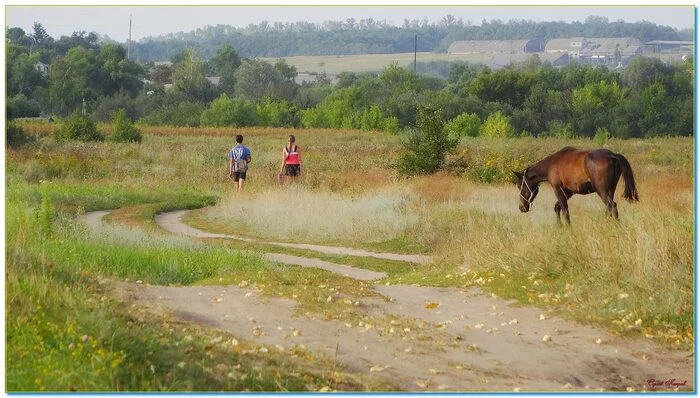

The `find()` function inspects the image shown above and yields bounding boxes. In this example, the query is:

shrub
[6,121,31,148]
[594,127,610,146]
[542,120,574,138]
[200,94,257,127]
[7,94,41,119]
[109,109,142,143]
[93,92,141,122]
[256,98,300,128]
[479,111,515,138]
[398,107,457,175]
[54,114,104,142]
[444,112,481,139]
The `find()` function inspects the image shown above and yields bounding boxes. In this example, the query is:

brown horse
[513,147,639,223]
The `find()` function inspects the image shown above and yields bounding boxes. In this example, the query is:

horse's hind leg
[554,187,572,224]
[590,159,621,220]
[554,190,573,224]
[595,188,618,219]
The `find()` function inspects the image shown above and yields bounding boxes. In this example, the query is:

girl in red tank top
[279,135,303,182]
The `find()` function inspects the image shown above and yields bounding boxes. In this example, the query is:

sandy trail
[80,210,694,392]
[155,210,431,264]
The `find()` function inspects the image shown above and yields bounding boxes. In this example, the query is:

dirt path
[155,210,431,264]
[80,210,694,392]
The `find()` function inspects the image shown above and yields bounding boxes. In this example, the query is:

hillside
[130,17,687,61]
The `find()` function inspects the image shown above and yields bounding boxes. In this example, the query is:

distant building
[205,76,221,86]
[35,61,48,77]
[154,61,174,67]
[545,37,642,66]
[448,40,544,54]
[644,40,694,55]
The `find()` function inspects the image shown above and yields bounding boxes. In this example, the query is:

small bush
[54,114,104,142]
[479,111,515,138]
[398,107,457,175]
[445,112,481,139]
[109,109,142,143]
[594,127,610,146]
[7,121,31,148]
[7,94,41,119]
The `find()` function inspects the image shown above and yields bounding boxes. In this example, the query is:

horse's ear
[512,171,522,184]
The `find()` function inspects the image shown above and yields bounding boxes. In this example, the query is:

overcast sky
[5,3,695,43]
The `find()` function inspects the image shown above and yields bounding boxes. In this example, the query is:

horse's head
[513,168,539,213]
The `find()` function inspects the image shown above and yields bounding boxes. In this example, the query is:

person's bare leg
[238,179,244,192]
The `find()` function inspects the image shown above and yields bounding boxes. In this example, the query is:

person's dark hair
[235,134,243,143]
[288,135,295,143]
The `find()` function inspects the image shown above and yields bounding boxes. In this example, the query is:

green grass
[6,125,693,391]
[5,181,388,391]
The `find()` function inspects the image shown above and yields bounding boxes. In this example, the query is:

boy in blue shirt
[227,134,252,193]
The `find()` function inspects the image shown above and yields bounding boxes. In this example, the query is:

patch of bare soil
[81,211,694,392]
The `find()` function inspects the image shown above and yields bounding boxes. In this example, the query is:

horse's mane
[527,147,578,180]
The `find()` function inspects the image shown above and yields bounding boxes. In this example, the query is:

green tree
[234,59,297,101]
[48,46,96,115]
[479,111,515,138]
[571,81,625,136]
[255,98,300,127]
[398,107,456,175]
[95,44,144,97]
[6,46,45,98]
[200,94,257,127]
[623,57,670,93]
[172,49,216,102]
[150,64,173,88]
[444,112,481,139]
[208,44,241,96]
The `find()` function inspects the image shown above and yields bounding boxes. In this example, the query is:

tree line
[6,22,694,139]
[129,15,691,60]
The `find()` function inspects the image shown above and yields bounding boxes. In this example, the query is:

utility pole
[127,14,132,60]
[414,34,417,73]
[82,97,86,115]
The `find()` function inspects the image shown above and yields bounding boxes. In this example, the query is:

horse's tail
[614,154,639,202]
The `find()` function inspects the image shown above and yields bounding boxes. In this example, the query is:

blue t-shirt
[228,145,251,172]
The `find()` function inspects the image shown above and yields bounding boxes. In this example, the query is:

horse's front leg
[554,202,562,224]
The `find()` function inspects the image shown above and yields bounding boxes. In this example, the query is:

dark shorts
[284,164,301,177]
[233,171,247,181]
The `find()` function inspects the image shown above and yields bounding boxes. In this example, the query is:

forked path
[81,210,694,392]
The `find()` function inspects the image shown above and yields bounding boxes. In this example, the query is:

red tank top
[285,145,300,165]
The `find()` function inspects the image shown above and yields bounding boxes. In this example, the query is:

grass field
[261,52,499,76]
[6,122,694,391]
[258,51,685,77]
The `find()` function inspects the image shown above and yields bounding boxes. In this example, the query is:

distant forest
[7,16,694,139]
[130,15,693,61]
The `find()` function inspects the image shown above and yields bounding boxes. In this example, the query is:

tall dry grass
[11,122,694,345]
[205,185,419,243]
